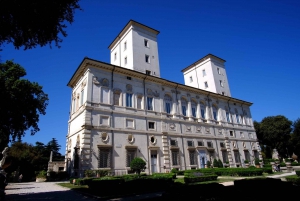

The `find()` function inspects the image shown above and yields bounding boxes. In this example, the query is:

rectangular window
[192,107,196,117]
[226,112,230,122]
[234,151,241,163]
[220,142,225,148]
[230,131,234,137]
[114,52,117,60]
[207,141,213,148]
[222,92,225,95]
[144,39,149,47]
[124,57,127,65]
[222,151,228,163]
[126,149,136,167]
[127,76,132,80]
[146,70,151,75]
[244,151,250,162]
[166,102,171,114]
[170,139,177,146]
[137,96,142,109]
[124,42,127,50]
[182,106,186,116]
[126,93,132,107]
[189,151,197,165]
[147,97,153,110]
[240,132,244,138]
[187,140,193,147]
[145,55,150,63]
[236,114,240,124]
[198,141,203,146]
[220,80,223,87]
[190,76,193,83]
[72,98,76,113]
[148,122,155,129]
[217,68,221,75]
[202,69,206,76]
[80,90,84,106]
[204,82,208,88]
[172,151,179,166]
[98,148,111,168]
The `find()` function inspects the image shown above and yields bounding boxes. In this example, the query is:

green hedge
[184,168,263,177]
[152,173,176,179]
[184,174,218,184]
[291,162,300,166]
[262,167,273,174]
[296,171,300,177]
[286,175,300,185]
[177,170,185,175]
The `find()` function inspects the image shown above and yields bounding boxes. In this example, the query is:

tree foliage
[291,119,300,157]
[0,61,49,150]
[130,157,146,175]
[0,0,81,50]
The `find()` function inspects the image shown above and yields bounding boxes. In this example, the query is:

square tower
[181,54,231,97]
[108,20,161,77]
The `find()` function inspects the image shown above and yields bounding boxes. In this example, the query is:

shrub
[47,171,69,181]
[152,173,176,179]
[95,169,109,177]
[296,171,300,177]
[206,161,211,168]
[244,160,249,163]
[280,163,286,167]
[218,159,223,168]
[177,170,185,175]
[285,158,291,162]
[255,159,260,165]
[291,162,299,166]
[171,168,178,174]
[84,170,95,177]
[262,167,273,174]
[184,174,218,184]
[213,159,219,167]
[130,157,146,175]
[184,168,263,177]
[36,170,47,178]
[286,175,300,185]
[264,164,272,168]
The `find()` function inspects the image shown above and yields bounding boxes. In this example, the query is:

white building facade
[65,20,261,176]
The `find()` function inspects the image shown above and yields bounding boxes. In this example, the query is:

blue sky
[1,0,300,154]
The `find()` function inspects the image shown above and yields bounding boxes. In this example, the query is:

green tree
[130,157,146,176]
[291,118,300,157]
[255,115,292,157]
[213,159,219,167]
[0,0,81,50]
[46,138,62,160]
[0,61,49,150]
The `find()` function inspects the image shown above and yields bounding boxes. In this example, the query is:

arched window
[164,94,172,114]
[200,101,206,119]
[191,99,197,118]
[181,97,187,116]
[212,104,218,121]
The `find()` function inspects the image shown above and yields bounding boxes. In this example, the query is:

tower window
[145,55,150,63]
[146,70,151,75]
[124,42,127,50]
[190,76,193,83]
[114,52,117,60]
[202,69,206,76]
[220,80,223,87]
[148,122,155,129]
[127,76,132,80]
[144,39,149,47]
[204,82,208,88]
[124,57,127,65]
[217,68,221,74]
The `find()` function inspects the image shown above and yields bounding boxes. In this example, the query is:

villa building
[65,20,261,176]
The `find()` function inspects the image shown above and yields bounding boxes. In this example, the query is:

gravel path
[5,182,96,201]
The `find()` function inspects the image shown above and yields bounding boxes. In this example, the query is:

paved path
[5,182,96,201]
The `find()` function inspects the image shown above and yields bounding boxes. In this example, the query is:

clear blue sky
[1,0,300,154]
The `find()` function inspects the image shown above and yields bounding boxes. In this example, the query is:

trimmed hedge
[184,168,263,177]
[152,173,176,179]
[286,175,300,185]
[291,162,300,166]
[262,167,273,174]
[184,174,218,184]
[296,171,300,177]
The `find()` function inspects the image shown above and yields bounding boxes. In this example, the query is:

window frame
[148,121,155,130]
[147,96,153,111]
[126,93,133,107]
[145,54,150,63]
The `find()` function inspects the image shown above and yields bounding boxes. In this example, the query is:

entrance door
[151,153,157,173]
[199,150,207,169]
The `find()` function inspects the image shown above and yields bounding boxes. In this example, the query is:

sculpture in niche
[196,126,202,132]
[147,88,153,95]
[126,84,132,92]
[150,135,157,145]
[127,134,135,144]
[169,123,176,130]
[101,132,109,143]
[93,77,100,85]
[206,128,210,133]
[186,126,191,131]
[218,129,222,134]
[101,78,109,87]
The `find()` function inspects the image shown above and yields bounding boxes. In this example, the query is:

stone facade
[65,20,261,177]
